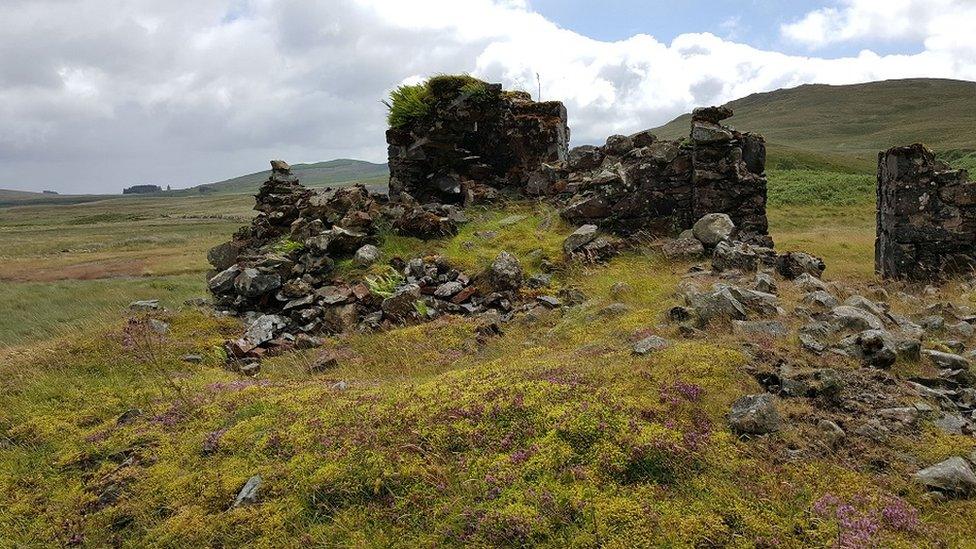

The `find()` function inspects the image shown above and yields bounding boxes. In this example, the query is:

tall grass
[385,74,490,128]
[766,169,874,207]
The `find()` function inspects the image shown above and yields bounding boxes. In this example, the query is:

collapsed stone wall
[876,143,976,280]
[386,83,569,205]
[560,106,770,245]
[206,161,547,362]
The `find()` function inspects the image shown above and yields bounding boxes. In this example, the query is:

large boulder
[662,237,705,260]
[688,287,748,326]
[923,349,970,370]
[712,241,775,272]
[843,329,897,369]
[353,244,381,267]
[208,266,241,294]
[829,305,885,332]
[568,145,604,171]
[244,314,288,346]
[234,268,282,298]
[208,241,241,271]
[692,106,734,123]
[381,284,422,323]
[915,457,976,498]
[604,134,634,156]
[563,225,599,255]
[776,252,826,279]
[728,393,781,435]
[692,213,735,246]
[487,252,524,291]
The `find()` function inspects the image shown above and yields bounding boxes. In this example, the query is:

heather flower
[811,493,842,517]
[881,496,920,532]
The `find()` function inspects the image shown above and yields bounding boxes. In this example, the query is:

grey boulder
[487,251,524,291]
[564,225,599,254]
[693,213,735,246]
[915,457,976,498]
[728,393,781,435]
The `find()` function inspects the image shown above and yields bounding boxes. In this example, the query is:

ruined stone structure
[561,106,770,245]
[386,82,770,244]
[876,143,976,280]
[207,161,532,362]
[386,81,569,205]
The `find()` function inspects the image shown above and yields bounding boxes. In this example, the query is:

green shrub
[385,74,491,128]
[426,74,487,98]
[364,267,404,298]
[385,84,431,128]
[766,169,874,207]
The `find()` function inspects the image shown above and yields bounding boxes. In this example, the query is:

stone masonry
[877,143,976,280]
[386,81,569,205]
[561,106,770,245]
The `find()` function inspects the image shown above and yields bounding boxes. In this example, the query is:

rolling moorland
[0,159,389,208]
[1,78,976,546]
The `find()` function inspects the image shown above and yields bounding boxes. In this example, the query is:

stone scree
[386,82,569,205]
[876,143,976,280]
[557,106,770,244]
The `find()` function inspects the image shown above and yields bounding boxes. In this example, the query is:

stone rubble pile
[206,161,575,364]
[658,226,976,496]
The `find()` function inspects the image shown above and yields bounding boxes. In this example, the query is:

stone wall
[386,82,569,205]
[561,107,770,245]
[690,107,769,241]
[876,143,976,280]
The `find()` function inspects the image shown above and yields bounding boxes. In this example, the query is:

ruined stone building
[386,83,770,245]
[877,143,976,280]
[386,81,569,205]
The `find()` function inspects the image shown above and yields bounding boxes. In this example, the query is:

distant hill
[0,189,42,201]
[194,159,389,194]
[652,78,976,173]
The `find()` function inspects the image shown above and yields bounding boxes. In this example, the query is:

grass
[0,194,251,347]
[386,74,491,128]
[767,169,874,208]
[4,167,976,545]
[0,243,965,545]
[0,274,207,349]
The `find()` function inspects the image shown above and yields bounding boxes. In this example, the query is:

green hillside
[653,78,976,173]
[195,159,389,194]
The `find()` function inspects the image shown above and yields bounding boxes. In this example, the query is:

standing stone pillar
[876,143,976,280]
[689,107,771,246]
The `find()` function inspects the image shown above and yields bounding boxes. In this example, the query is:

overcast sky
[2,0,975,194]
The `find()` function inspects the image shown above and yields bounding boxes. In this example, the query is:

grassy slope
[2,201,975,546]
[653,78,976,173]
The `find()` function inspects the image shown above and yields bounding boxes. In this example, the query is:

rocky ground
[201,159,976,514]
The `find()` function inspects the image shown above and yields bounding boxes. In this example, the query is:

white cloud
[782,0,976,57]
[0,0,975,193]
